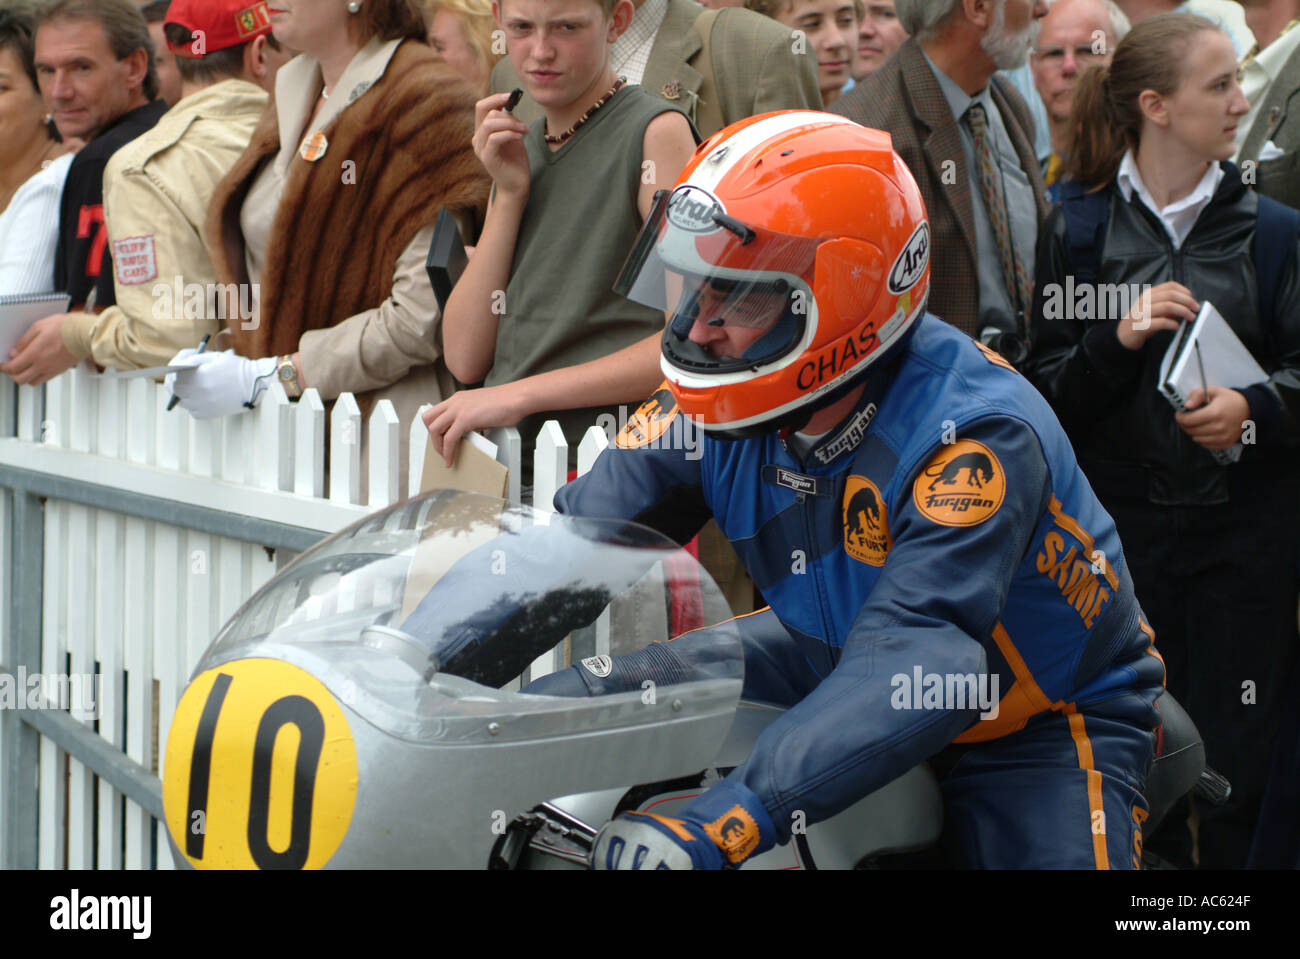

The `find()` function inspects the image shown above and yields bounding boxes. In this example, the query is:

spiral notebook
[1157,301,1267,464]
[0,291,68,360]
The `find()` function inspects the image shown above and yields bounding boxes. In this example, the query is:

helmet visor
[615,187,823,373]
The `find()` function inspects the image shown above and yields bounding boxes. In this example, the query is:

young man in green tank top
[424,0,698,467]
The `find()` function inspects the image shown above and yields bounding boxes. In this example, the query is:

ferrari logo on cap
[237,2,271,37]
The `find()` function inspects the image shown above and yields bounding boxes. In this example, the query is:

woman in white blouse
[0,4,74,295]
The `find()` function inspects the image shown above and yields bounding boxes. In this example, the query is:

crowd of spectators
[1,0,1298,869]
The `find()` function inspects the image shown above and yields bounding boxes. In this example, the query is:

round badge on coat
[299,130,329,162]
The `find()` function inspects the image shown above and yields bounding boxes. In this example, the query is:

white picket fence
[0,367,611,869]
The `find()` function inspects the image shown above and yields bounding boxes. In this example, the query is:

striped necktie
[965,102,1033,321]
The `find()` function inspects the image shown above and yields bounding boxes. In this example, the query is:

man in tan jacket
[3,0,286,381]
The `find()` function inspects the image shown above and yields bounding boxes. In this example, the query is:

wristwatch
[276,354,302,399]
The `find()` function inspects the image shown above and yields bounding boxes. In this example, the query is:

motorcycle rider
[532,112,1166,869]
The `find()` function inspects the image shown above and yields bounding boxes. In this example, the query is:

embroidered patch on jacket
[912,439,1006,527]
[581,655,612,678]
[616,386,678,449]
[843,475,891,566]
[702,805,760,864]
[813,401,877,464]
[113,235,157,285]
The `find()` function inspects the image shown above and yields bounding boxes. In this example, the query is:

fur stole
[207,40,489,359]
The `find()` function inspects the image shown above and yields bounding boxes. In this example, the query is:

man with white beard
[831,0,1051,353]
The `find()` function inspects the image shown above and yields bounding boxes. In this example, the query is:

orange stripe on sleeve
[1132,805,1149,870]
[667,605,773,642]
[990,622,1055,714]
[1066,709,1110,870]
[1048,495,1120,590]
[955,622,1059,743]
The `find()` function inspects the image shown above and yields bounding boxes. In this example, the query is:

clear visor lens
[615,190,823,344]
[673,274,794,330]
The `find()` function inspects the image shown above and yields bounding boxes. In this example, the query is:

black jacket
[1024,164,1300,506]
[54,99,168,307]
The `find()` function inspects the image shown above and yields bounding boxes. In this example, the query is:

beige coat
[61,79,268,367]
[211,39,486,499]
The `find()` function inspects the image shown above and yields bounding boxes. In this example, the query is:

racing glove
[165,348,277,419]
[591,780,776,870]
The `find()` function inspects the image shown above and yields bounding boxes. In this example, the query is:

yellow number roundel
[163,658,358,870]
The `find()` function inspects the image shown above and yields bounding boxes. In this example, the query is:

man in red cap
[4,0,291,382]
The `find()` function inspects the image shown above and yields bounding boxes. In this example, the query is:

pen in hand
[167,332,211,411]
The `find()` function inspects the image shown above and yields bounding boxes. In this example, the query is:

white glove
[590,816,697,870]
[165,349,277,419]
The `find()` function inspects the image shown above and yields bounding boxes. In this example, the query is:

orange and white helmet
[615,111,931,437]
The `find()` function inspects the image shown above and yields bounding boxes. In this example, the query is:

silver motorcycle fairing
[323,648,741,869]
[534,700,945,870]
[162,491,744,869]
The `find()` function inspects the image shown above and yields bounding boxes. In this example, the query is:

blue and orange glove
[590,780,777,870]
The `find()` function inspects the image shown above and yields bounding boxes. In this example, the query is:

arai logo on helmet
[887,222,930,295]
[667,185,724,234]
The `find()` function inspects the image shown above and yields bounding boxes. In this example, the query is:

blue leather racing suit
[554,314,1166,868]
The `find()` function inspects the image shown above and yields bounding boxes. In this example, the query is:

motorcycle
[160,490,1227,869]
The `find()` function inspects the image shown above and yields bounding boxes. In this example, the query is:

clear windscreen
[193,491,743,740]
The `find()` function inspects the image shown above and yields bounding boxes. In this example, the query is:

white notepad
[1158,300,1267,464]
[0,292,67,359]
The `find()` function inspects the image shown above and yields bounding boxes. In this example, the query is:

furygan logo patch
[912,440,1006,527]
[616,387,678,449]
[843,476,891,566]
[702,805,760,864]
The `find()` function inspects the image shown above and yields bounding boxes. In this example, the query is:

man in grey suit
[490,0,822,139]
[1237,5,1300,209]
[831,0,1050,349]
